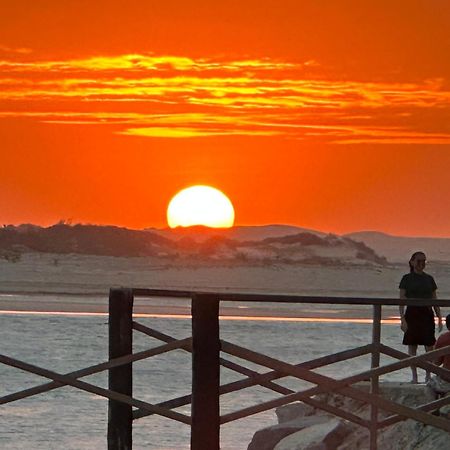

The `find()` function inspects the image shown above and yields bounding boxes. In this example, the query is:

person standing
[399,251,443,383]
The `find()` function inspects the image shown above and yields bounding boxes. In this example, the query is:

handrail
[130,287,450,306]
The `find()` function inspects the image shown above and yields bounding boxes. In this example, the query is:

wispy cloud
[1,53,449,142]
[0,45,33,55]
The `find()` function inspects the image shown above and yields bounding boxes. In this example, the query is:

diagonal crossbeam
[376,343,450,428]
[133,322,300,415]
[379,394,450,429]
[133,321,288,388]
[133,343,373,423]
[133,321,288,391]
[379,343,450,380]
[0,337,191,407]
[220,340,450,432]
[218,344,373,397]
[0,353,191,424]
[132,321,372,426]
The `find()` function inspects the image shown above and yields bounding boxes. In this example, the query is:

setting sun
[167,185,235,228]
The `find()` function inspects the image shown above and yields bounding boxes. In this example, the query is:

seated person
[427,314,450,395]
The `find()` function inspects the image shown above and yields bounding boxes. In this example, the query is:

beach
[1,252,449,320]
[1,253,449,448]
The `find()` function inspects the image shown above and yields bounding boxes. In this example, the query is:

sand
[1,252,449,319]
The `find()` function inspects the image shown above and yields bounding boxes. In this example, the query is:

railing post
[191,293,220,450]
[108,288,134,450]
[370,304,382,450]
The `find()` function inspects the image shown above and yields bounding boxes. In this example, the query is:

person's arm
[432,290,443,332]
[435,335,444,366]
[399,288,407,332]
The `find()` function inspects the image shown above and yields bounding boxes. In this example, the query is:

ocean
[0,297,421,450]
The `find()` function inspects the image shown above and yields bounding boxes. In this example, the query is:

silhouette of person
[399,251,442,383]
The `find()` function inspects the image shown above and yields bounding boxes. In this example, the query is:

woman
[399,251,443,383]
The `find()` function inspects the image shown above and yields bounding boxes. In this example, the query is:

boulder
[276,402,315,424]
[274,419,352,450]
[250,382,450,449]
[439,403,450,418]
[247,416,331,450]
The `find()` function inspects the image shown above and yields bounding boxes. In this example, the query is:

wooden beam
[191,294,220,450]
[218,344,373,397]
[108,288,133,450]
[370,305,382,450]
[0,337,191,406]
[220,340,450,432]
[379,395,450,428]
[130,287,450,307]
[133,321,291,399]
[132,344,372,421]
[380,344,450,380]
[0,353,191,423]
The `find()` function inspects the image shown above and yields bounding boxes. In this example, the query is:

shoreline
[0,309,399,323]
[0,293,401,323]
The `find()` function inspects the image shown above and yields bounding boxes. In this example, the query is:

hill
[346,231,450,263]
[147,224,324,242]
[0,223,386,266]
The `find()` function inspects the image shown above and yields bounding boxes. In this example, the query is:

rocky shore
[248,382,450,449]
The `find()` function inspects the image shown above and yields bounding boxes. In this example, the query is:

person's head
[409,251,427,273]
[446,314,450,330]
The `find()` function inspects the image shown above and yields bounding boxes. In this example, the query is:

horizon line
[3,221,450,240]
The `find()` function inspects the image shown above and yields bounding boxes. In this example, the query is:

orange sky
[1,1,450,237]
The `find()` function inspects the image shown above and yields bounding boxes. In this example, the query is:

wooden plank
[220,341,450,431]
[133,321,291,393]
[133,392,193,420]
[370,305,382,450]
[218,344,373,397]
[379,395,450,428]
[133,383,369,428]
[133,344,372,421]
[298,396,370,428]
[221,376,450,433]
[0,353,191,424]
[348,346,450,382]
[0,337,192,406]
[132,288,192,298]
[191,294,220,450]
[108,288,133,450]
[380,344,450,380]
[131,288,450,307]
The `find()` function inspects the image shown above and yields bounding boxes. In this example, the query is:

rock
[249,382,450,449]
[438,403,450,418]
[247,416,331,450]
[274,419,352,450]
[376,382,436,409]
[276,402,315,424]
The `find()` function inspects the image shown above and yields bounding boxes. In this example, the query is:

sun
[167,185,235,228]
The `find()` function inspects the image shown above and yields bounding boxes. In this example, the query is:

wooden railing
[1,289,450,449]
[107,289,450,450]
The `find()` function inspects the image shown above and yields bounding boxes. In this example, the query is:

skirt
[402,306,436,346]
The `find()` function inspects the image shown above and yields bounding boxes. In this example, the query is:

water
[0,309,418,449]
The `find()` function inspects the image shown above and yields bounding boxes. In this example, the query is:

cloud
[0,45,32,55]
[0,53,450,143]
[119,127,282,138]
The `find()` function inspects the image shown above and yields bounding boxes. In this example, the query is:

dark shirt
[399,272,437,299]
